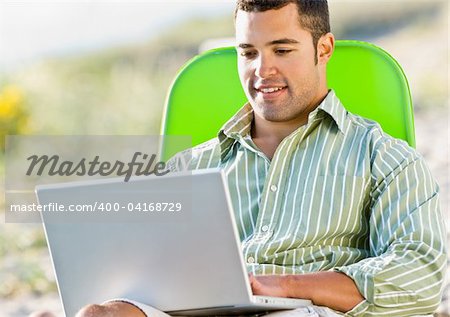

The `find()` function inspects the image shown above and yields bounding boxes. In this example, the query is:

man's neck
[252,114,307,143]
[250,115,307,160]
[250,91,329,160]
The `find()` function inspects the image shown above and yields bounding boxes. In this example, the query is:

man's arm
[332,145,446,315]
[250,271,364,312]
[250,140,447,316]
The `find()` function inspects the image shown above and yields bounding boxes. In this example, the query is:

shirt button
[247,257,255,264]
[270,185,277,192]
[261,225,269,232]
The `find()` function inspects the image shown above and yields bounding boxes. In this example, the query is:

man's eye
[240,51,257,59]
[275,49,292,55]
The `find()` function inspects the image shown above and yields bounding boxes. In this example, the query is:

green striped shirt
[168,90,446,316]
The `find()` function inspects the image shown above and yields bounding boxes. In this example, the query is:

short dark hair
[235,0,330,53]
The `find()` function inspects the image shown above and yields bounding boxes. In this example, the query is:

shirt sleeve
[334,138,447,316]
[103,298,171,317]
[165,147,192,172]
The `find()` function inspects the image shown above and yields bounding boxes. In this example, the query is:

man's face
[235,3,322,123]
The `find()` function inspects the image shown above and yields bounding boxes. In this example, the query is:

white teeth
[259,87,284,93]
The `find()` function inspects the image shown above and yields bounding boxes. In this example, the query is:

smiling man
[235,1,332,160]
[75,1,446,317]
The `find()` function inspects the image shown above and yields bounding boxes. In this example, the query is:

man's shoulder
[344,110,422,168]
[166,137,222,171]
[192,137,221,151]
[186,137,221,158]
[346,111,414,151]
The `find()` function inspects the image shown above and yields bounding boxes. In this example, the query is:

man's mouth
[257,87,286,93]
[254,86,287,98]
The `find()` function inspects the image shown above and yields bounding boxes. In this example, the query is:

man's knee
[76,302,145,317]
[76,304,106,317]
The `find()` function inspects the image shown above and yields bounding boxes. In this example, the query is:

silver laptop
[36,169,311,316]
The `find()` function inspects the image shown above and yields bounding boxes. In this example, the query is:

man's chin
[252,106,307,124]
[251,103,287,120]
[256,110,292,123]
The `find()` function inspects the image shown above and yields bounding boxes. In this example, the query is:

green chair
[160,40,414,159]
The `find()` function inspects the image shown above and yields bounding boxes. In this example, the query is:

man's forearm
[285,271,364,312]
[251,271,364,313]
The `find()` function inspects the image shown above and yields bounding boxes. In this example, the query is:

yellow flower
[0,84,28,150]
[0,85,23,119]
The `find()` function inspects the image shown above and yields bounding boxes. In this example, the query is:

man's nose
[254,55,277,78]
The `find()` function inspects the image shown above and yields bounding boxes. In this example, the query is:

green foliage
[0,15,234,137]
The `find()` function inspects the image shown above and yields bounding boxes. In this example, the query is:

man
[76,1,446,316]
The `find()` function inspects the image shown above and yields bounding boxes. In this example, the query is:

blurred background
[0,0,448,316]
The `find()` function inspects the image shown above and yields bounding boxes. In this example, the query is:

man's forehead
[234,6,308,44]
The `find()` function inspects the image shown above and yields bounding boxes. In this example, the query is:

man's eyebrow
[237,38,299,49]
[238,43,254,49]
[269,38,299,45]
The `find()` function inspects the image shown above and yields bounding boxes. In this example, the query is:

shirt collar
[315,89,347,133]
[218,103,253,160]
[217,89,347,161]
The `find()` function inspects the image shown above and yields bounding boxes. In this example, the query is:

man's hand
[249,274,289,298]
[249,272,364,313]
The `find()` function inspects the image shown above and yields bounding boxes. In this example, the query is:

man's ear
[317,33,335,65]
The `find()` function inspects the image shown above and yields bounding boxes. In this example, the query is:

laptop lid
[37,169,261,316]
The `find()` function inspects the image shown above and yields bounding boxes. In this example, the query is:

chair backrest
[161,40,415,159]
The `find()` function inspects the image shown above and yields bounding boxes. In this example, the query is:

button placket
[258,134,301,240]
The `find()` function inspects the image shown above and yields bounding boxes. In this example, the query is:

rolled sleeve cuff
[333,266,374,303]
[333,266,423,313]
[342,300,370,316]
